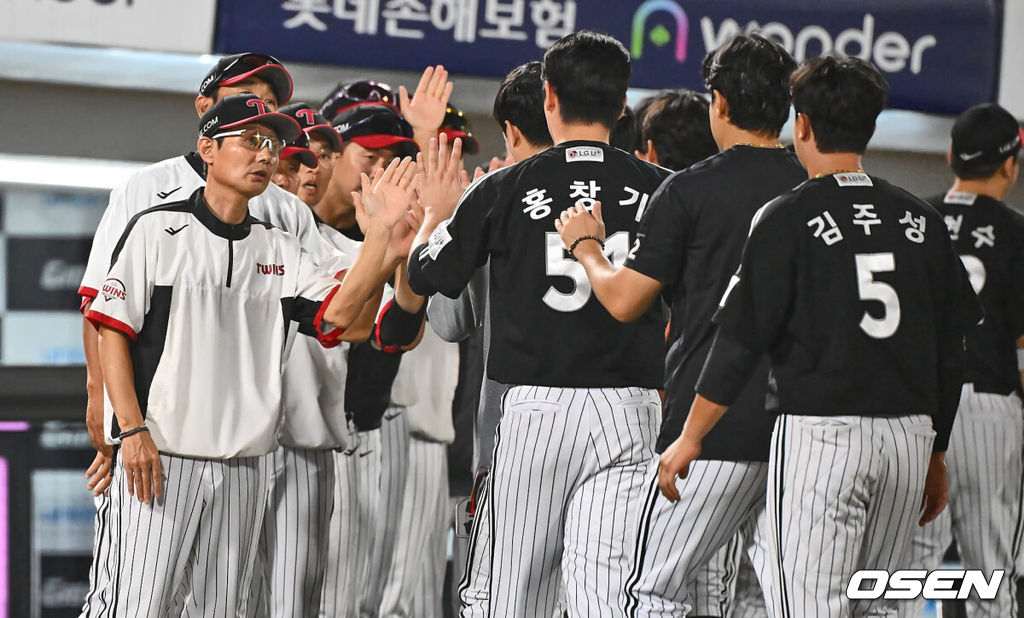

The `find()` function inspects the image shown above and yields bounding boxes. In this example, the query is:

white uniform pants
[767,415,933,618]
[486,385,661,617]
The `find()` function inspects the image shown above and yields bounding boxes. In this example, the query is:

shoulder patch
[944,191,977,206]
[834,172,872,187]
[425,220,453,260]
[565,146,604,163]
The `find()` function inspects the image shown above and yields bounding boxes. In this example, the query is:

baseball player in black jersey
[902,103,1024,618]
[557,34,801,617]
[655,56,980,618]
[407,31,670,616]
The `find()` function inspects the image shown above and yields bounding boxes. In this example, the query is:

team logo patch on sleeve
[426,220,453,260]
[101,278,127,302]
[565,147,604,163]
[834,172,872,187]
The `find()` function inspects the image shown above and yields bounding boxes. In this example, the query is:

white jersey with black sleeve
[85,187,344,459]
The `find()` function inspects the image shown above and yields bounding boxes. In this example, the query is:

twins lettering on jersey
[102,278,127,302]
[257,263,286,276]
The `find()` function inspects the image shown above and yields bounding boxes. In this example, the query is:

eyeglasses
[211,129,287,156]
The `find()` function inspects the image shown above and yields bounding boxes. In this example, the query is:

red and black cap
[319,79,398,121]
[280,132,318,168]
[952,103,1023,167]
[199,94,301,142]
[199,53,294,105]
[280,102,343,153]
[331,104,418,157]
[440,103,479,154]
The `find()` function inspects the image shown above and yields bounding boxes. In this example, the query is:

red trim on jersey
[315,285,344,348]
[85,310,137,341]
[374,298,404,354]
[78,286,98,314]
[334,268,348,281]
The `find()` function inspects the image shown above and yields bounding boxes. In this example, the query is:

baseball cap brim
[350,134,419,155]
[281,146,318,168]
[220,64,294,105]
[220,112,302,143]
[306,124,343,152]
[440,129,479,155]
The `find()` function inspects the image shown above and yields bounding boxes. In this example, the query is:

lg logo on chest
[256,263,285,276]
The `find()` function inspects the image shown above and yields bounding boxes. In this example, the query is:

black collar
[184,152,207,180]
[187,187,253,240]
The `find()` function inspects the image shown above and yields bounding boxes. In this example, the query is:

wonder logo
[632,0,689,62]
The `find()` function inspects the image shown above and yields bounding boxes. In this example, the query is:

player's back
[928,191,1024,394]
[734,172,969,415]
[484,142,670,388]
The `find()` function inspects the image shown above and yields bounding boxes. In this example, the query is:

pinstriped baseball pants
[102,452,267,617]
[249,446,335,618]
[901,384,1024,618]
[623,459,775,617]
[768,414,934,618]
[486,385,661,617]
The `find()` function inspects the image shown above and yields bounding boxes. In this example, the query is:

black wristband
[569,235,604,257]
[117,425,150,440]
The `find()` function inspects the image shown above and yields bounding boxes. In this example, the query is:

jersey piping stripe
[623,471,660,616]
[108,202,192,272]
[773,416,791,618]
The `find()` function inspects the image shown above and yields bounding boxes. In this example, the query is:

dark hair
[492,62,553,148]
[542,30,631,129]
[791,55,889,154]
[610,106,638,152]
[701,34,796,137]
[639,90,718,171]
[952,156,1009,181]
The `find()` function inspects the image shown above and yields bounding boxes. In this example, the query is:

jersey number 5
[856,253,900,339]
[543,231,630,312]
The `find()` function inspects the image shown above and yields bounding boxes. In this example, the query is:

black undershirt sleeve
[696,332,762,406]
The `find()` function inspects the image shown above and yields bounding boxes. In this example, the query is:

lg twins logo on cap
[296,109,317,126]
[247,99,269,115]
[566,147,604,163]
[101,278,127,302]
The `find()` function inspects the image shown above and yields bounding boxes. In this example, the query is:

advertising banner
[215,0,1002,114]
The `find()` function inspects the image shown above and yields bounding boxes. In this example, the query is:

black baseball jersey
[408,141,671,388]
[624,146,806,459]
[929,191,1024,396]
[697,173,981,452]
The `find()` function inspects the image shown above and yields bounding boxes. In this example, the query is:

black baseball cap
[951,103,1023,167]
[319,79,398,120]
[331,104,418,157]
[280,132,317,168]
[199,53,294,105]
[440,103,479,155]
[199,94,301,142]
[280,103,343,153]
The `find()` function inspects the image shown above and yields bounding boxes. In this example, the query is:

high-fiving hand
[400,65,454,135]
[354,157,420,231]
[416,133,467,224]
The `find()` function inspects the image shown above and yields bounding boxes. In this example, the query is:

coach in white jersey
[408,32,670,616]
[85,95,420,615]
[76,52,345,618]
[903,104,1024,618]
[656,57,979,618]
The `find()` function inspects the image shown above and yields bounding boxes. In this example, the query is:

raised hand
[399,65,454,135]
[416,133,467,223]
[354,157,419,231]
[555,200,607,253]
